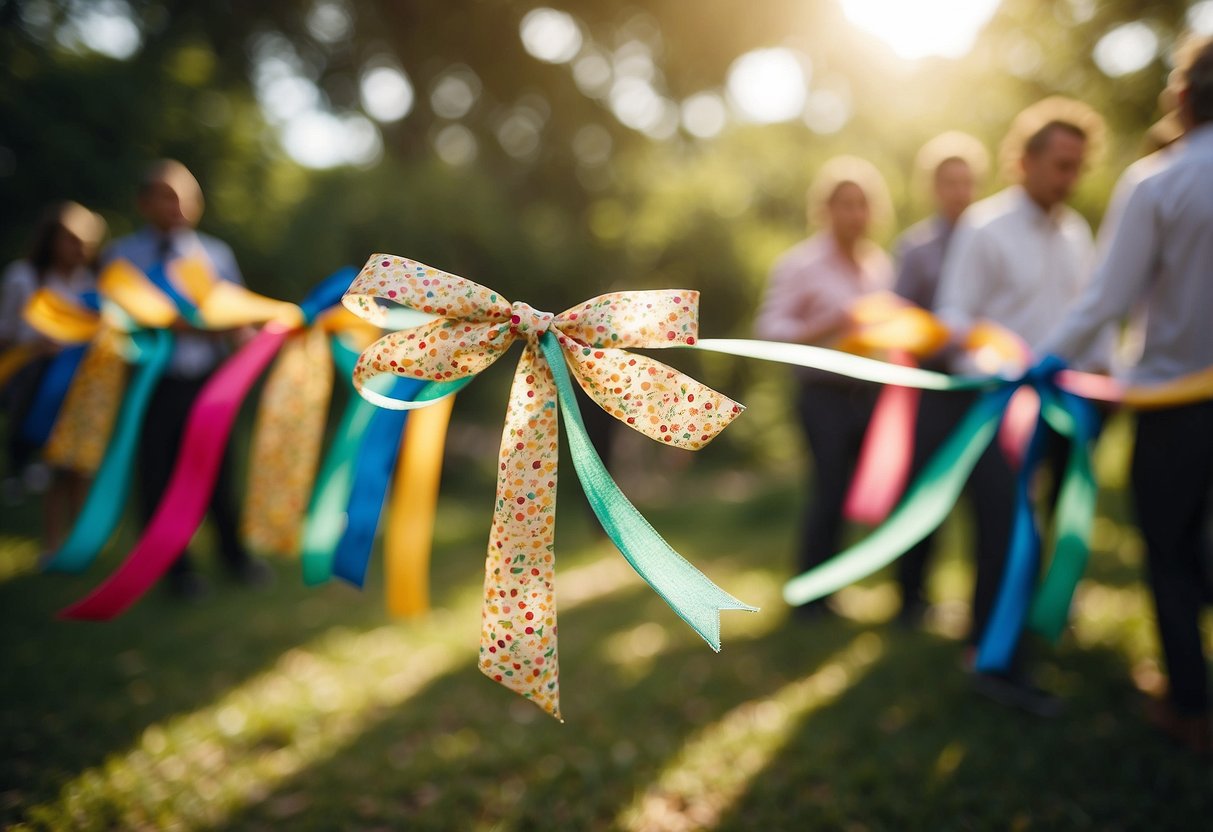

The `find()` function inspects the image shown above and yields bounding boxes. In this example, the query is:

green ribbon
[299,336,382,585]
[43,329,174,573]
[1027,387,1097,640]
[783,385,1017,606]
[538,331,757,650]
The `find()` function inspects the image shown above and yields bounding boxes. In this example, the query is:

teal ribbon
[783,384,1017,606]
[42,330,174,572]
[299,336,380,585]
[976,366,1099,670]
[538,331,757,650]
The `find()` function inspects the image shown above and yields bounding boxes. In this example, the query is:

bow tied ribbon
[343,254,756,719]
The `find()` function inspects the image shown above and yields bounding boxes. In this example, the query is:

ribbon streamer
[43,331,173,572]
[343,254,755,719]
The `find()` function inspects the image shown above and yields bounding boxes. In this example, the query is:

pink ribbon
[843,351,919,525]
[60,325,291,620]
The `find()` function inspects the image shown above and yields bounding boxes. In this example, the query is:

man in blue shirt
[104,160,269,599]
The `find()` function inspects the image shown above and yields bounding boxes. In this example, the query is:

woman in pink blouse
[755,155,895,620]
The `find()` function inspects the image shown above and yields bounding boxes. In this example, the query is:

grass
[0,430,1210,831]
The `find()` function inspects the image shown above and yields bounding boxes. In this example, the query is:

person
[0,202,106,547]
[932,97,1113,715]
[891,132,989,626]
[1039,36,1213,755]
[103,160,268,599]
[755,156,895,620]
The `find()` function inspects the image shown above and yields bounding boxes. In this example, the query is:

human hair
[1177,34,1213,125]
[998,96,1106,180]
[806,155,893,232]
[27,202,107,281]
[139,159,204,206]
[913,131,989,195]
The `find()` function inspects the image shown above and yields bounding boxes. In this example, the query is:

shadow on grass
[212,597,865,831]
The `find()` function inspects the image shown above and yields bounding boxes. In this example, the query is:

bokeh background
[2,1,1213,830]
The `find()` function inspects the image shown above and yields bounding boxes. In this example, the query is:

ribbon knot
[341,254,756,719]
[509,301,552,339]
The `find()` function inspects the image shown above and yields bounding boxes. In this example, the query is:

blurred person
[933,97,1113,715]
[104,160,268,600]
[755,156,895,621]
[0,202,105,547]
[1040,36,1213,755]
[890,132,989,626]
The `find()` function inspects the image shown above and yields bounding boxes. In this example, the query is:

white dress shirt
[1041,124,1213,384]
[935,186,1112,371]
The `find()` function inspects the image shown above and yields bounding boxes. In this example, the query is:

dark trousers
[138,375,248,576]
[794,380,877,606]
[1132,401,1213,715]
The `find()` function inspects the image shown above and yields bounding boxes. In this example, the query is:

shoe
[971,671,1063,718]
[230,557,274,588]
[165,570,210,602]
[1144,698,1212,756]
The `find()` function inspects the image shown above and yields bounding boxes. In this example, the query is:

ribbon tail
[784,386,1016,607]
[330,377,424,588]
[481,342,562,719]
[385,393,454,617]
[844,379,919,525]
[690,338,992,391]
[299,336,380,584]
[539,332,757,652]
[44,327,129,474]
[59,326,290,619]
[975,411,1049,672]
[242,327,334,555]
[1027,389,1098,641]
[43,330,173,573]
[20,345,87,447]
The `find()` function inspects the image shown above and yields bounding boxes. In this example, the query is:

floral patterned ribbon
[342,254,756,719]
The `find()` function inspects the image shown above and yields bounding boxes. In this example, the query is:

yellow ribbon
[343,254,744,719]
[384,394,455,617]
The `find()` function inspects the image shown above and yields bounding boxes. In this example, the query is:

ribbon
[843,350,920,525]
[976,378,1098,670]
[42,330,173,572]
[342,254,756,719]
[58,269,358,617]
[299,337,380,585]
[19,345,87,447]
[330,376,424,587]
[384,393,455,617]
[43,326,129,473]
[59,324,292,619]
[241,326,335,555]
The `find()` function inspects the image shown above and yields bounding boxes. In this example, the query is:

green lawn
[1,438,1210,831]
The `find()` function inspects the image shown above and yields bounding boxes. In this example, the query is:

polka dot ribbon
[343,254,757,719]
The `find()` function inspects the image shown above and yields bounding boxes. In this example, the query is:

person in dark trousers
[103,160,269,599]
[755,156,895,620]
[891,132,988,628]
[934,98,1114,716]
[1041,36,1213,755]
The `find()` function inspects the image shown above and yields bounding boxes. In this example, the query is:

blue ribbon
[331,376,425,587]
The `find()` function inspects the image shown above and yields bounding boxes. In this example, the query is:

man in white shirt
[1041,37,1213,755]
[103,160,268,599]
[933,97,1110,714]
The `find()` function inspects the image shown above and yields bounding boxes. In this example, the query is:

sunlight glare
[1092,21,1159,78]
[520,7,583,64]
[726,48,809,124]
[838,0,1001,60]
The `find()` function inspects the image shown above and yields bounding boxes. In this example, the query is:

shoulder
[772,236,828,273]
[102,230,145,264]
[962,189,1019,233]
[195,231,236,259]
[896,219,941,259]
[1058,205,1093,239]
